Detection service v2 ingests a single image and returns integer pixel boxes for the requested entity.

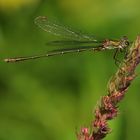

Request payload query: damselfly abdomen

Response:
[4,16,130,63]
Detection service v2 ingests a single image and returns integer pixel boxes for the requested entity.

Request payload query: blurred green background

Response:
[0,0,140,140]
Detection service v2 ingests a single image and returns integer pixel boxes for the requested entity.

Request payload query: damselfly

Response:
[4,16,130,63]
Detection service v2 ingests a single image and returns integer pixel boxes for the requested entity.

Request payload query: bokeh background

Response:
[0,0,140,140]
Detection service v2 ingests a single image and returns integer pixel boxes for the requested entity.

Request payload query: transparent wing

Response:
[46,40,102,47]
[34,16,97,41]
[48,45,99,53]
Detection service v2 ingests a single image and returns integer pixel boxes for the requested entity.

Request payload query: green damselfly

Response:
[4,16,130,63]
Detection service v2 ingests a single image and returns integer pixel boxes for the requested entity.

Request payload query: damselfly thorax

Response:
[102,37,129,49]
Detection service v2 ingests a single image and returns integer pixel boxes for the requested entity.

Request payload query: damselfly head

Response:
[120,36,130,49]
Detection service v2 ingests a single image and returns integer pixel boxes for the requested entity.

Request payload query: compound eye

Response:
[125,41,129,46]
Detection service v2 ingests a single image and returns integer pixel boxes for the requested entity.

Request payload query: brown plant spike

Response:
[77,36,140,140]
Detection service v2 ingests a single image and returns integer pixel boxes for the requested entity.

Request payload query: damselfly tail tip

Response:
[4,58,16,63]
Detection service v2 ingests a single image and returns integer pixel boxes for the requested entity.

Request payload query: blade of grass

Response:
[77,36,140,140]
